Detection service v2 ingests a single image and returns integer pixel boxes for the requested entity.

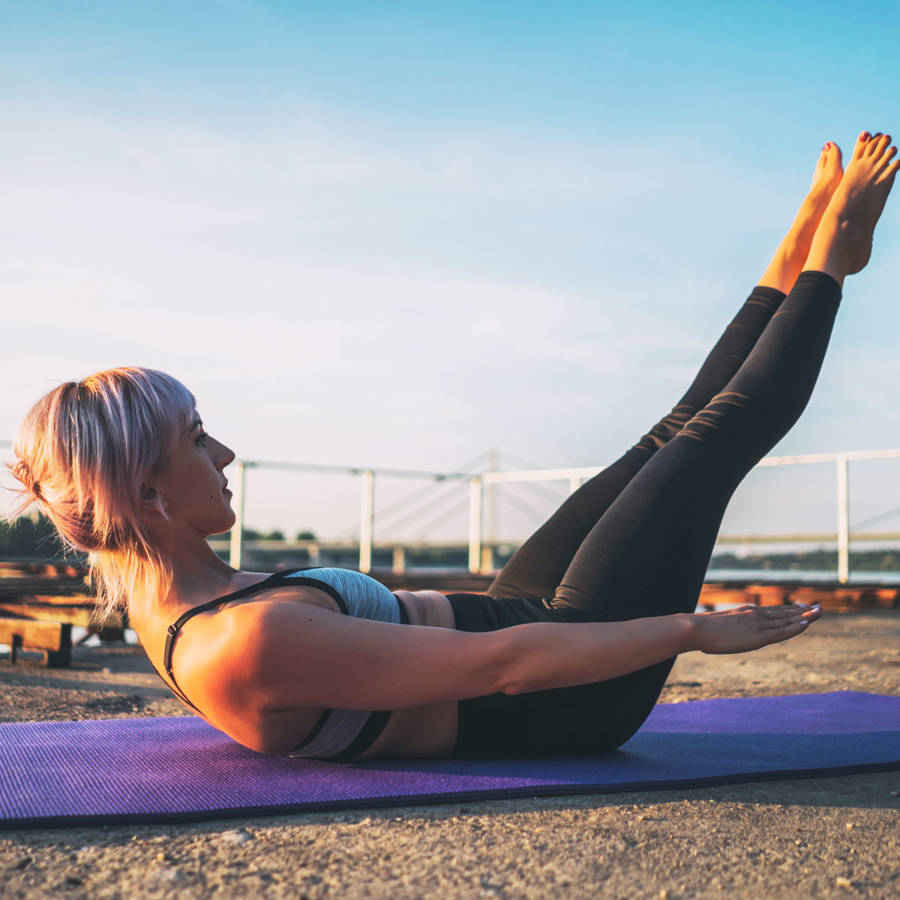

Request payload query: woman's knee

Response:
[679,390,798,451]
[485,578,534,600]
[546,583,598,620]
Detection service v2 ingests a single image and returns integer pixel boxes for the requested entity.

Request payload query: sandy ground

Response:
[1,611,899,899]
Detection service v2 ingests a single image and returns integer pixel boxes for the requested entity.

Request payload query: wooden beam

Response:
[0,615,72,667]
[0,592,127,630]
[0,603,103,629]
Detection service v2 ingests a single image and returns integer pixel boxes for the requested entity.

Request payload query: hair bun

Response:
[12,459,42,500]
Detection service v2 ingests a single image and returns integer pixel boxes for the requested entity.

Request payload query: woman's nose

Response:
[213,438,236,469]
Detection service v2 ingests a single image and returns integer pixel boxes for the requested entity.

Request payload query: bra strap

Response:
[162,569,309,700]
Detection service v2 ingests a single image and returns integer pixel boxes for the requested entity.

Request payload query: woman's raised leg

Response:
[552,131,897,624]
[481,133,897,758]
[488,142,845,600]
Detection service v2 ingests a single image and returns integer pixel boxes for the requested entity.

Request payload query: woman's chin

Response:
[208,512,237,536]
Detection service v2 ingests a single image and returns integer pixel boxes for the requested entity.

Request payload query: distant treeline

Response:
[710,549,900,572]
[241,528,318,541]
[0,515,316,562]
[0,515,70,561]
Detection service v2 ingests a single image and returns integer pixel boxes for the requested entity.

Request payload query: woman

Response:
[9,132,897,761]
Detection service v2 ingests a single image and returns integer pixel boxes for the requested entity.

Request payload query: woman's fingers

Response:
[696,602,821,654]
[758,603,820,619]
[754,604,820,635]
[767,605,821,637]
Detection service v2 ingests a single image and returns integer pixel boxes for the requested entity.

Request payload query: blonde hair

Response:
[8,367,196,623]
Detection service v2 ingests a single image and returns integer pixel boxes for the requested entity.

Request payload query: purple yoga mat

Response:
[1,691,898,828]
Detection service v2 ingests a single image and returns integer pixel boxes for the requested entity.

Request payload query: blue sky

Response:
[2,1,900,542]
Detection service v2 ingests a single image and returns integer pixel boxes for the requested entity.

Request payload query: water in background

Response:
[706,568,900,584]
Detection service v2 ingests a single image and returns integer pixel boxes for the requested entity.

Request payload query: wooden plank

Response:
[0,616,72,667]
[0,562,91,597]
[0,592,96,607]
[0,581,91,598]
[0,601,119,629]
[0,562,85,579]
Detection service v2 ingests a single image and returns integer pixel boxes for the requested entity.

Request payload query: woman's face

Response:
[148,414,237,536]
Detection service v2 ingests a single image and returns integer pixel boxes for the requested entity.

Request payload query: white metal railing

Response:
[222,457,473,572]
[3,437,899,584]
[755,449,900,581]
[219,449,900,584]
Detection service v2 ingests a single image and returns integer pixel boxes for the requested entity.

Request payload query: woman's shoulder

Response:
[168,586,345,713]
[180,576,345,641]
[184,568,347,619]
[135,574,345,694]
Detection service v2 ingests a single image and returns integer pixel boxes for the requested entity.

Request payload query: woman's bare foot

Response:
[803,131,899,285]
[758,142,844,293]
[809,140,845,199]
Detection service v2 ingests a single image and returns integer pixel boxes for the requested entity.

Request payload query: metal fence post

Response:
[469,476,483,574]
[359,469,375,573]
[228,460,246,569]
[836,455,850,583]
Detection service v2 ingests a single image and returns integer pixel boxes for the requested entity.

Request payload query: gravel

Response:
[1,611,899,899]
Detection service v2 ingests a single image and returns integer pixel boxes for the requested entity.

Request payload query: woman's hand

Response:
[690,603,821,654]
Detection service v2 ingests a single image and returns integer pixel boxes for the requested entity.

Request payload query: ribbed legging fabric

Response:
[449,271,842,756]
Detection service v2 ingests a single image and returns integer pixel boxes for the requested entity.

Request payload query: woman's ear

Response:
[139,485,167,516]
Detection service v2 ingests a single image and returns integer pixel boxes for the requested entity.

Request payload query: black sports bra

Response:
[158,567,410,760]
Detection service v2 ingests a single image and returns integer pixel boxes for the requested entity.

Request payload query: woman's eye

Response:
[196,432,208,447]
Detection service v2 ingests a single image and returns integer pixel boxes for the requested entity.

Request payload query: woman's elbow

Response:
[204,707,279,755]
[496,662,541,696]
[488,632,531,696]
[498,677,527,696]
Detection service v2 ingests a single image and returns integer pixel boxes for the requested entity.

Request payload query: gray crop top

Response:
[161,567,410,760]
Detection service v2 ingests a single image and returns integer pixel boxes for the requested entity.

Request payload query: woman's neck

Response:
[166,539,239,606]
[131,529,241,618]
[125,536,249,647]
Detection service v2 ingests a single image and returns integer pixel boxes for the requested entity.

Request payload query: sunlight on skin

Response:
[803,131,900,287]
[757,141,844,294]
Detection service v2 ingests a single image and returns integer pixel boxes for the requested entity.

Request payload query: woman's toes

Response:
[867,133,887,156]
[828,141,843,168]
[880,156,900,184]
[810,141,843,194]
[824,140,840,158]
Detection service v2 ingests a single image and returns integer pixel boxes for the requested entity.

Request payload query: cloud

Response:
[3,105,899,533]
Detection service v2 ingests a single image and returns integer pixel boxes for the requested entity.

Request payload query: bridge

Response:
[216,447,900,584]
[5,440,900,584]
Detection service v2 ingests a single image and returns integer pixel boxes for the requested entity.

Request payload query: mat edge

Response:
[3,759,899,832]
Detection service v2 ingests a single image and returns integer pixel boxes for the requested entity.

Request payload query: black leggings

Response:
[449,270,842,757]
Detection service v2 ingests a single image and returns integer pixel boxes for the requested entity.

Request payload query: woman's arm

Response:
[204,600,698,715]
